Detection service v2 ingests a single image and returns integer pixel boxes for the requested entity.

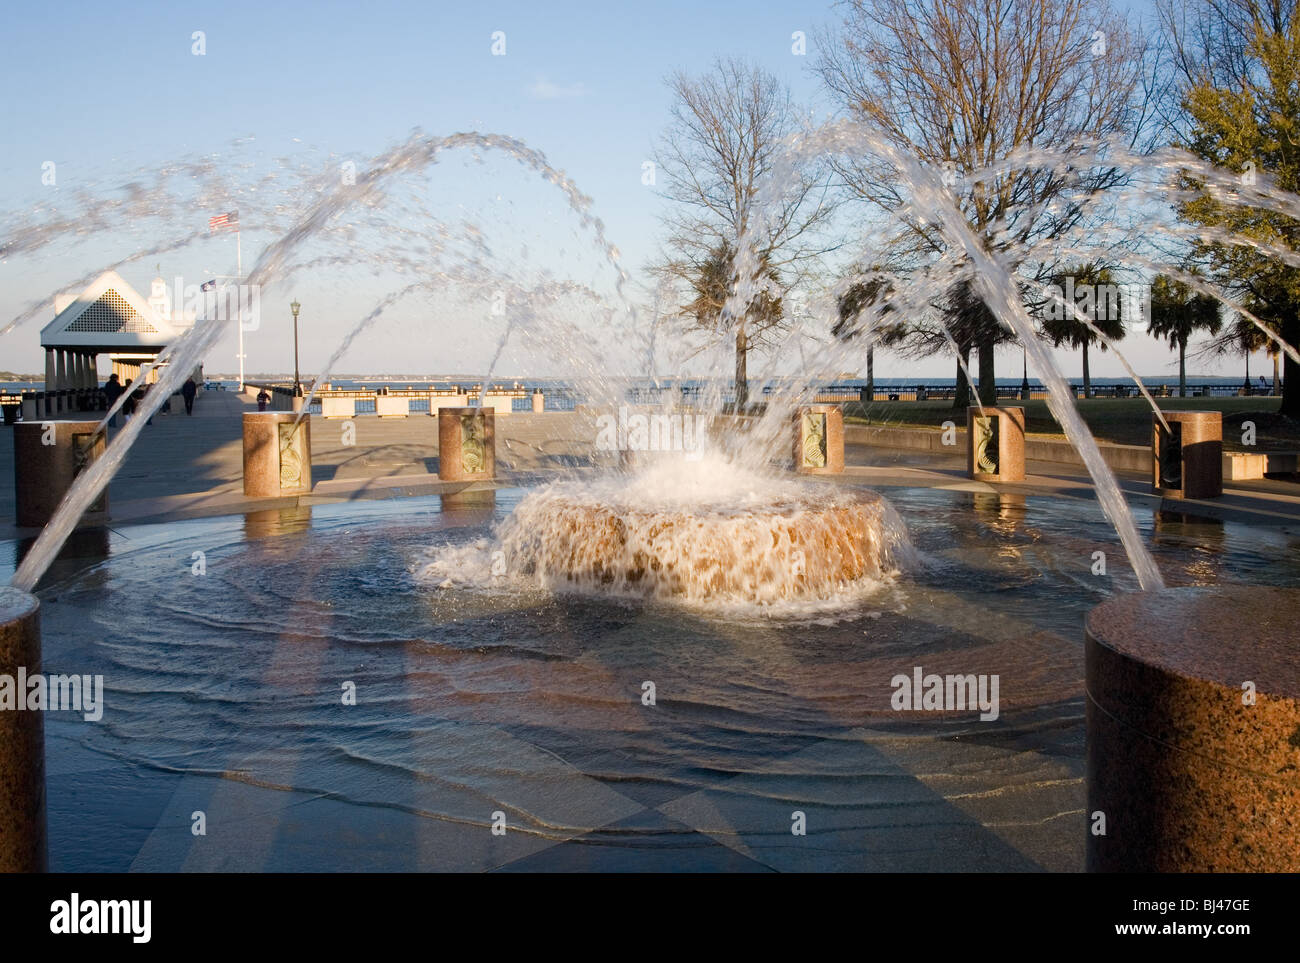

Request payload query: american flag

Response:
[208,210,239,233]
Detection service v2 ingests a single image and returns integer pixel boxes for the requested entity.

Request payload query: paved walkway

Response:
[0,398,603,534]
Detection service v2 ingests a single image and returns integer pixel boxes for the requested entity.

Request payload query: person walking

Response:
[257,389,270,412]
[138,381,154,426]
[181,377,198,415]
[121,379,137,423]
[103,373,124,427]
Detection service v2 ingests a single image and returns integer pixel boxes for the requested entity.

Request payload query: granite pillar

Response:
[1152,410,1222,499]
[967,406,1025,482]
[242,412,312,497]
[794,405,844,475]
[532,390,545,413]
[1086,586,1300,871]
[437,407,495,481]
[13,420,108,527]
[0,588,45,872]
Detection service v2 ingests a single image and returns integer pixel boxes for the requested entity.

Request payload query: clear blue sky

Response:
[0,0,1268,382]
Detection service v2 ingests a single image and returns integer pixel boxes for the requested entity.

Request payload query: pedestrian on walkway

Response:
[182,377,198,415]
[139,381,154,426]
[103,374,124,427]
[122,379,137,422]
[257,389,270,412]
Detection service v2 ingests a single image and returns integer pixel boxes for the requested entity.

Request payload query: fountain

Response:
[1152,410,1223,500]
[967,407,1025,483]
[12,420,107,527]
[425,454,909,607]
[242,412,313,497]
[437,407,495,481]
[3,122,1300,871]
[794,406,845,475]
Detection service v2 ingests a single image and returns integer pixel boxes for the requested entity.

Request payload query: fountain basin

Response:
[495,485,906,604]
[9,485,1299,871]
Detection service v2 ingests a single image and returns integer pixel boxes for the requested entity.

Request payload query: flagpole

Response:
[237,227,244,393]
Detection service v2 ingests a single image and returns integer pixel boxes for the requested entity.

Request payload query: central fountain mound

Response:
[489,457,911,606]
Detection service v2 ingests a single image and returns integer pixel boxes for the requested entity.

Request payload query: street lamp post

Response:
[1021,346,1030,400]
[290,299,302,397]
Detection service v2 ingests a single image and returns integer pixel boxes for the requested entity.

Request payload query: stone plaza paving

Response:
[4,392,1300,871]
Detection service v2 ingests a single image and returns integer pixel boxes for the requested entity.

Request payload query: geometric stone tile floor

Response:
[47,708,1084,872]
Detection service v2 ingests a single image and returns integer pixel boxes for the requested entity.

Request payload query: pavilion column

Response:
[55,351,67,412]
[43,350,55,417]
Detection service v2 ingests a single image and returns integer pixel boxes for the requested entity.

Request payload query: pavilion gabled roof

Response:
[40,271,187,350]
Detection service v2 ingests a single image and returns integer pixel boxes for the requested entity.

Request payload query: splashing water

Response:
[706,120,1299,590]
[10,122,1300,601]
[416,453,913,612]
[7,131,637,592]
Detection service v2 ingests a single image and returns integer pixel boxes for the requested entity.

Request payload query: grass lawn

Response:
[842,397,1296,452]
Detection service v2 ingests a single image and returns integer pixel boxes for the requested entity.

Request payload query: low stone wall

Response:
[845,423,1151,474]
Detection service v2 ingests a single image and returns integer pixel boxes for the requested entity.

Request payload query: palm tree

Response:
[1148,274,1223,398]
[1037,264,1127,399]
[1223,315,1275,395]
[944,278,1017,408]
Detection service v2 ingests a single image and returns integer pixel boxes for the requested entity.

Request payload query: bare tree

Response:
[816,0,1158,405]
[653,58,838,409]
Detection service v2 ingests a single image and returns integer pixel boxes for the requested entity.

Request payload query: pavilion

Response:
[35,271,200,414]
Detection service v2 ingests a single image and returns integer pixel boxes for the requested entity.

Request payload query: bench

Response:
[1223,451,1300,480]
